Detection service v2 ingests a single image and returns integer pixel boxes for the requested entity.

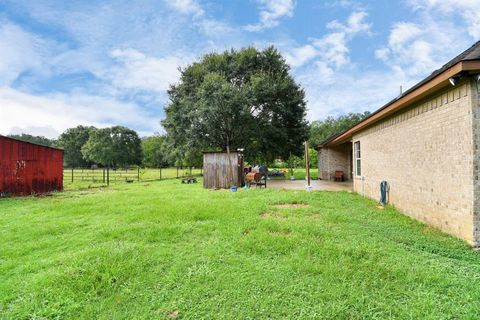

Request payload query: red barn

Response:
[0,135,63,196]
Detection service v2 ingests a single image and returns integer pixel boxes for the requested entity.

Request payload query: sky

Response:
[0,0,479,138]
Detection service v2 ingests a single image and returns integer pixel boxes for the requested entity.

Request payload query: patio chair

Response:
[334,171,345,182]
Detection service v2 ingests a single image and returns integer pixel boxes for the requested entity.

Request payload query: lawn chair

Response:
[334,171,345,182]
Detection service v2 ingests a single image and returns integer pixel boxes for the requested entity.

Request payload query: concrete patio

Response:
[267,179,352,191]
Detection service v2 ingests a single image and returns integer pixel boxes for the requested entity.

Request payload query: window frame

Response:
[354,141,361,177]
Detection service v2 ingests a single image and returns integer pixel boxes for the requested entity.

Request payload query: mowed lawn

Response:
[1,181,480,319]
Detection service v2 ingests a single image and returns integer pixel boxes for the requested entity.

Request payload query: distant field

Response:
[62,167,317,190]
[62,167,202,190]
[1,180,480,318]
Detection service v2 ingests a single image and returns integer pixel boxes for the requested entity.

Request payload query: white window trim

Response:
[354,141,361,177]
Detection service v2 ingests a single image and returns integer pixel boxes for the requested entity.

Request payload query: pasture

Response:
[1,180,480,319]
[62,167,317,190]
[62,167,203,190]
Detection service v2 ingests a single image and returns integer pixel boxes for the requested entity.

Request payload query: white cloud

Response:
[298,64,413,121]
[198,19,233,36]
[164,0,233,36]
[285,44,318,68]
[0,87,161,138]
[166,0,204,17]
[301,1,478,123]
[326,10,371,34]
[387,22,422,49]
[313,32,350,68]
[0,22,48,86]
[374,3,477,78]
[107,48,189,93]
[285,10,371,69]
[407,0,480,38]
[374,22,435,76]
[245,0,296,32]
[374,47,390,61]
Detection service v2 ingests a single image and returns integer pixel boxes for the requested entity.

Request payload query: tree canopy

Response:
[81,126,142,167]
[142,135,169,168]
[309,111,371,147]
[7,133,56,147]
[57,125,96,167]
[162,46,308,164]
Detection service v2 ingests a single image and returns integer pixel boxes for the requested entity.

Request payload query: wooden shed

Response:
[0,135,63,196]
[203,151,243,189]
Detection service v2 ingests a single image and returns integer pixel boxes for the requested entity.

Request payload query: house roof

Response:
[320,41,480,147]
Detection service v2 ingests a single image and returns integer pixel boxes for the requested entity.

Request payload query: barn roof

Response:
[320,40,480,147]
[0,135,63,151]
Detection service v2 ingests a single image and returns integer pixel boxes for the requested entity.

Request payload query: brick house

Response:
[318,41,480,246]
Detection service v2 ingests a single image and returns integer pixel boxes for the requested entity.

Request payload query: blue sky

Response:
[0,0,479,138]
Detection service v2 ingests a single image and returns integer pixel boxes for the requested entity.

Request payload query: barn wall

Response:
[203,152,242,189]
[0,136,63,196]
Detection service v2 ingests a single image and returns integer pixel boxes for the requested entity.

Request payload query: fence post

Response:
[159,167,162,180]
[103,169,105,183]
[137,167,140,182]
[177,167,179,178]
[71,168,74,183]
[190,167,192,176]
[107,167,110,186]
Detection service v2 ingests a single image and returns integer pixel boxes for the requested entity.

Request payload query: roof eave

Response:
[324,60,480,147]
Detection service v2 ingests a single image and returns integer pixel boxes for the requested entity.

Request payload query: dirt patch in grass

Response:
[167,310,179,319]
[260,211,287,219]
[273,203,310,209]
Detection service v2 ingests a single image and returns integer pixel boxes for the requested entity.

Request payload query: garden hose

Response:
[379,181,389,206]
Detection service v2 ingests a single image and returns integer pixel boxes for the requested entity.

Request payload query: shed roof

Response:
[321,41,480,147]
[0,135,63,151]
[202,151,240,154]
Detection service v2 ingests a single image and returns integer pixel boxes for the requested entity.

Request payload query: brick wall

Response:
[318,144,352,180]
[472,80,480,246]
[352,80,477,245]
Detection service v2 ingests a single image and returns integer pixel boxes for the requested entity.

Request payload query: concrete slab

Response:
[266,179,352,191]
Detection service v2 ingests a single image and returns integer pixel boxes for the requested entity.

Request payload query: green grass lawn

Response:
[1,180,480,319]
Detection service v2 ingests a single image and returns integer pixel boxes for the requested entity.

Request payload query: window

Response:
[354,141,361,176]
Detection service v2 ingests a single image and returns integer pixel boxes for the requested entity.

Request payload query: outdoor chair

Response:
[334,171,345,182]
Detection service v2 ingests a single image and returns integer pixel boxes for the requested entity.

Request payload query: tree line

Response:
[8,127,170,168]
[8,107,368,169]
[7,46,370,169]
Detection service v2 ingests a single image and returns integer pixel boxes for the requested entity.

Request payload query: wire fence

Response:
[63,167,203,186]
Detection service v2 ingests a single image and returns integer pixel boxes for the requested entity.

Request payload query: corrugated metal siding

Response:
[203,152,243,189]
[0,136,63,196]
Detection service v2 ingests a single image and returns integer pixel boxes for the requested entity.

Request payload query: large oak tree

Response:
[57,125,96,167]
[162,46,308,164]
[81,126,142,167]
